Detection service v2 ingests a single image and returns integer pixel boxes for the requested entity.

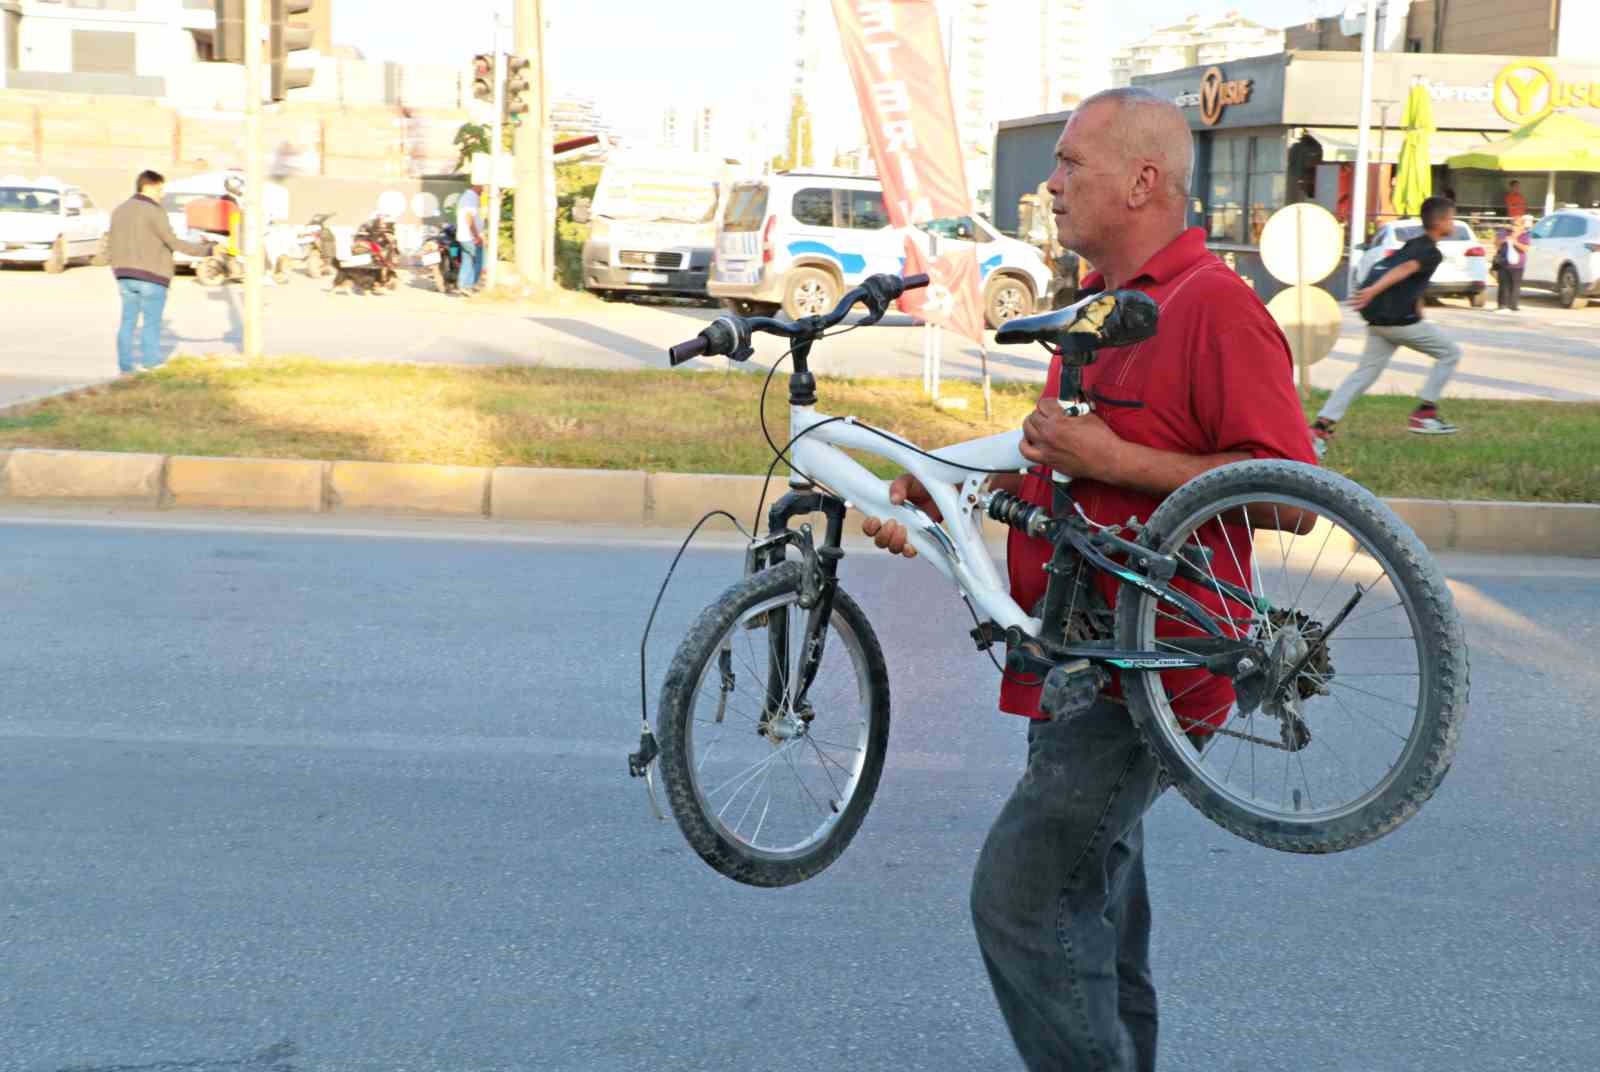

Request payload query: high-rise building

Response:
[1111,11,1284,88]
[552,95,610,139]
[785,0,1112,179]
[1285,0,1599,59]
[693,106,716,154]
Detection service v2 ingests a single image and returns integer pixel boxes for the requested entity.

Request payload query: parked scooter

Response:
[330,216,400,295]
[419,222,461,293]
[274,212,337,279]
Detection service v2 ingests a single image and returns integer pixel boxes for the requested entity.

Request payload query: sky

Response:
[334,0,1346,135]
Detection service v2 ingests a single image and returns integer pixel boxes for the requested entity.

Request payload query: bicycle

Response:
[635,272,1468,888]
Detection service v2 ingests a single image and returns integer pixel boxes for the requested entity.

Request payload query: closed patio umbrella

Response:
[1392,83,1433,218]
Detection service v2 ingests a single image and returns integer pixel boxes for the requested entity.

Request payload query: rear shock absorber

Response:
[981,490,1052,541]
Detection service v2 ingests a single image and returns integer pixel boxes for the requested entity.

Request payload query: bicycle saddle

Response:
[995,289,1159,360]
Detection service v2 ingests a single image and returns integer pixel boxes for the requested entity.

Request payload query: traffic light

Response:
[472,54,495,103]
[210,0,245,63]
[504,55,531,120]
[269,0,317,101]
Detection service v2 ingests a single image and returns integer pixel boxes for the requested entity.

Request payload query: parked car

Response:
[0,176,109,272]
[708,171,1053,327]
[1523,208,1600,309]
[1354,218,1488,307]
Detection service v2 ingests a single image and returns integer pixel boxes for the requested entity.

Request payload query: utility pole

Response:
[243,0,265,360]
[487,17,506,289]
[1347,0,1378,294]
[514,0,548,289]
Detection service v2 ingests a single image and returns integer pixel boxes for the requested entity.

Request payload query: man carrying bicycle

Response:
[863,88,1318,1072]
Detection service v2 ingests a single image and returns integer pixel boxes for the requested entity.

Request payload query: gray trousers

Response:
[971,702,1165,1072]
[1318,319,1463,423]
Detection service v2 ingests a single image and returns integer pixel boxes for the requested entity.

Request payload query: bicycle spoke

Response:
[1318,681,1414,744]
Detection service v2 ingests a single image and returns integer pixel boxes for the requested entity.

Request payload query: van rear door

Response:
[713,182,768,287]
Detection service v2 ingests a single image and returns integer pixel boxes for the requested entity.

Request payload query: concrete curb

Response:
[0,449,1594,557]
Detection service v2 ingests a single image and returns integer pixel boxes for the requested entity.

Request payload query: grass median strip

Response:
[0,357,1595,503]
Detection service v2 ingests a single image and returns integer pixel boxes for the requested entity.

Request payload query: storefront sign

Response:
[1493,59,1600,125]
[1199,67,1253,127]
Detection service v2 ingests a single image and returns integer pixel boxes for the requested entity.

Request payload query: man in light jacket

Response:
[107,170,213,373]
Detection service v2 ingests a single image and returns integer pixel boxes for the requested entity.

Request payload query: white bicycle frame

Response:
[788,407,1043,638]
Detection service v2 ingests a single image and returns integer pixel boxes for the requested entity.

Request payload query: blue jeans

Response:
[457,240,483,291]
[116,278,170,372]
[971,702,1166,1072]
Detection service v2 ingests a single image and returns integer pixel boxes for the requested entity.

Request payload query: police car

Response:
[709,172,1052,327]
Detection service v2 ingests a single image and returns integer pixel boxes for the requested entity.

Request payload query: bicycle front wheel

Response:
[657,562,890,887]
[1116,460,1468,854]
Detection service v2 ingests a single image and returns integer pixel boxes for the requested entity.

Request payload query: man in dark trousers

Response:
[1311,195,1463,457]
[861,88,1316,1072]
[106,170,213,374]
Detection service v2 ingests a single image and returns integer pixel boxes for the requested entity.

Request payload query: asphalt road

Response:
[4,264,1599,408]
[1,509,1597,1072]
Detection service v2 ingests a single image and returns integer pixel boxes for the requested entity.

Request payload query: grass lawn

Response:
[0,358,1595,503]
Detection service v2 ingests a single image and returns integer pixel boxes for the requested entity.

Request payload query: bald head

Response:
[1045,87,1195,287]
[1077,87,1194,202]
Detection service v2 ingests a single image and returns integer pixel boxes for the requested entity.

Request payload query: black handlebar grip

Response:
[667,336,710,366]
[902,273,930,290]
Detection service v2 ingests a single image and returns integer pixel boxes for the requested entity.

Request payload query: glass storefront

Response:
[1203,130,1287,244]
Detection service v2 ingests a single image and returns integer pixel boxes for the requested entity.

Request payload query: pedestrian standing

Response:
[864,88,1317,1072]
[1494,214,1532,313]
[455,184,485,294]
[106,170,213,375]
[1310,195,1463,456]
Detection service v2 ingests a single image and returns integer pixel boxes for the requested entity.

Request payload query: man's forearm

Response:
[1104,441,1251,498]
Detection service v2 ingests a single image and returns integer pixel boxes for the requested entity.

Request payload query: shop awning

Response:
[1302,128,1497,166]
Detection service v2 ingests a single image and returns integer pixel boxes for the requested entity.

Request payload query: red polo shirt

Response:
[999,227,1318,724]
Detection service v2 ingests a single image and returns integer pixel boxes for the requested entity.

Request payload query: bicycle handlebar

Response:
[667,272,929,366]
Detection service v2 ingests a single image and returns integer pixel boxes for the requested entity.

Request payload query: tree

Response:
[770,94,813,173]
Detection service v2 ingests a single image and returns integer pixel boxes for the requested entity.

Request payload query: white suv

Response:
[709,172,1052,328]
[1524,209,1600,309]
[0,176,110,273]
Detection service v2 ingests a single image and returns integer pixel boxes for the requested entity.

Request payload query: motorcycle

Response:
[330,216,400,295]
[419,222,461,293]
[273,212,337,279]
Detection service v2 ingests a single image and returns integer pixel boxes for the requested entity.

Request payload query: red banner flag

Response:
[833,0,984,345]
[898,236,986,344]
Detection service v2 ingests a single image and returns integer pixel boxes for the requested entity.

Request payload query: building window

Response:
[1207,134,1249,243]
[72,29,137,74]
[1207,132,1288,244]
[1246,134,1286,243]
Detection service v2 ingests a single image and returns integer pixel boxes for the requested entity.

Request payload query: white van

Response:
[708,171,1052,327]
[581,152,734,300]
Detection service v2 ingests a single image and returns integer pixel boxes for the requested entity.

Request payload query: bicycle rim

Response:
[683,591,874,860]
[1131,491,1430,827]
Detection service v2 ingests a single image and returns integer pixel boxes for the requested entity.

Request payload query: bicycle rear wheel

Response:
[657,561,890,887]
[1116,460,1468,853]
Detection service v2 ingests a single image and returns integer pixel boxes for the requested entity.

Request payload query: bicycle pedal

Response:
[1039,659,1106,723]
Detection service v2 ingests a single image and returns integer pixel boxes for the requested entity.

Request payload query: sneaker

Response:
[1309,420,1335,461]
[1408,408,1458,435]
[1496,306,1516,314]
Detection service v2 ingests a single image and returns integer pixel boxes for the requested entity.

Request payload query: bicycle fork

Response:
[756,490,848,727]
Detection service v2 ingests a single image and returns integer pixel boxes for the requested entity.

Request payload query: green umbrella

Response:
[1392,83,1434,218]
